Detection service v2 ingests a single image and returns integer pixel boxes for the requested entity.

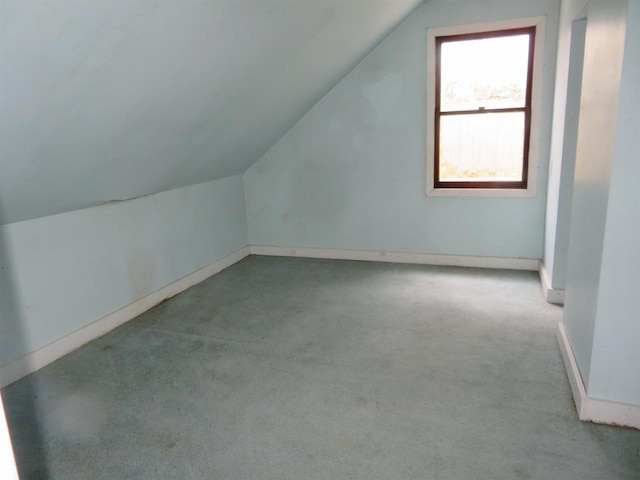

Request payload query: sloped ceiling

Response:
[0,0,424,224]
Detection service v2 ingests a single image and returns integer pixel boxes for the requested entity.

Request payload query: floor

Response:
[4,256,639,479]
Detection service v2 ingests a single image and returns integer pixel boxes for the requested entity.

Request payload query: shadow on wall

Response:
[0,212,50,478]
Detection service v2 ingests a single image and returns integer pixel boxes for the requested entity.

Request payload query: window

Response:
[426,17,545,197]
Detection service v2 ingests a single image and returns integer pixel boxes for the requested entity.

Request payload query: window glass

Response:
[434,27,534,189]
[440,34,531,112]
[439,112,525,182]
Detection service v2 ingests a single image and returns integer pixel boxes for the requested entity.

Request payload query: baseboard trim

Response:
[0,246,250,388]
[249,245,539,271]
[557,321,640,429]
[539,262,565,304]
[557,321,588,417]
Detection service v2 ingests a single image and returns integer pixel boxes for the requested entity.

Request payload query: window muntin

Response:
[434,27,535,189]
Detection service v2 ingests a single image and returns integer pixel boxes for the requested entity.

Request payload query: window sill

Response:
[427,186,535,198]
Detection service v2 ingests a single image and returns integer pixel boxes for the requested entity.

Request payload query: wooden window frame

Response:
[434,27,536,190]
[426,16,546,198]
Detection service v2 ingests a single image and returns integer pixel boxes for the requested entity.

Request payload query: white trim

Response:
[0,247,250,388]
[538,262,565,304]
[426,15,546,198]
[557,321,587,416]
[249,245,538,271]
[557,321,640,429]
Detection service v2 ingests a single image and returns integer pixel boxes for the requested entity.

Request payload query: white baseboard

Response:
[539,262,565,304]
[0,246,250,388]
[557,321,640,429]
[249,245,539,271]
[557,321,588,416]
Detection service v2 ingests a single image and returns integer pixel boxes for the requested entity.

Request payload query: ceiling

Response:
[0,0,424,224]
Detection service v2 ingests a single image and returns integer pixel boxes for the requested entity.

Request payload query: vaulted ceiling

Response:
[0,0,424,224]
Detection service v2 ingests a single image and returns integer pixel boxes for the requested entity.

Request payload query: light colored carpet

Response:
[4,256,639,479]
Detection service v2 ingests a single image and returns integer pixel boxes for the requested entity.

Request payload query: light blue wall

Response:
[246,0,560,259]
[549,18,584,290]
[543,0,586,291]
[562,0,629,390]
[587,0,640,404]
[0,175,248,368]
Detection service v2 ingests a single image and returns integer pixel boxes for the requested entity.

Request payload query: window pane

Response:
[440,34,530,111]
[439,112,524,182]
